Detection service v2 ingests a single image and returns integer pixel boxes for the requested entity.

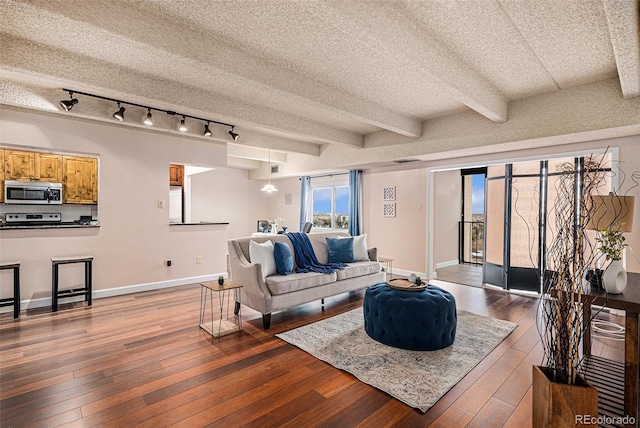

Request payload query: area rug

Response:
[276,307,517,412]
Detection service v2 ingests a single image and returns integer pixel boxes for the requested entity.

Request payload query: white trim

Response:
[436,260,459,269]
[391,267,427,279]
[3,273,227,313]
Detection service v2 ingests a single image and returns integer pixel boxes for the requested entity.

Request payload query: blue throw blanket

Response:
[286,232,347,274]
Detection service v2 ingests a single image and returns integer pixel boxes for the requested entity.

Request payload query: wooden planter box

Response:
[532,365,598,428]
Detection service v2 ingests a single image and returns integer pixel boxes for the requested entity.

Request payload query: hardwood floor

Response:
[0,280,624,427]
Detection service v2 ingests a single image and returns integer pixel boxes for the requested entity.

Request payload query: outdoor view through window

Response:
[312,186,349,229]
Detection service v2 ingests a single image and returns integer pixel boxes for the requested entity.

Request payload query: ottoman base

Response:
[363,282,457,351]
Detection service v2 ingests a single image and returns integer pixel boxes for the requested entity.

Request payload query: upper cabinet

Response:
[169,164,184,186]
[63,156,98,204]
[35,152,64,182]
[4,150,63,182]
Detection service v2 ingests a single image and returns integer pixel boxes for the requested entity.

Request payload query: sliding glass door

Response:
[483,157,581,293]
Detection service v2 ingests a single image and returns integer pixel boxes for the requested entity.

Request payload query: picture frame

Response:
[383,203,396,218]
[383,186,396,201]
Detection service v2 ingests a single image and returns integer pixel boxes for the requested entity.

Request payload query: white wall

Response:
[190,168,270,238]
[0,108,233,308]
[363,169,427,276]
[433,169,462,267]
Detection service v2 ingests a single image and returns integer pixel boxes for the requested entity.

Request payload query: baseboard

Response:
[3,272,227,313]
[390,267,427,279]
[435,260,459,269]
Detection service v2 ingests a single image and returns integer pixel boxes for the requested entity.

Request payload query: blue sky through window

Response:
[472,174,485,214]
[313,186,349,214]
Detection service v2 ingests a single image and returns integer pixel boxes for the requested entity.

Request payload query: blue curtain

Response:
[349,170,362,236]
[299,176,311,231]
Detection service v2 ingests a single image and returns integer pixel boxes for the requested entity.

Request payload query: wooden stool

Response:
[51,256,93,312]
[0,261,21,318]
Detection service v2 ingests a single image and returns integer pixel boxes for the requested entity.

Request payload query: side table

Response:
[199,280,243,337]
[379,257,394,277]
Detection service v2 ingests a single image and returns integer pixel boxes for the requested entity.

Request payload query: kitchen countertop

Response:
[0,222,100,230]
[169,222,229,226]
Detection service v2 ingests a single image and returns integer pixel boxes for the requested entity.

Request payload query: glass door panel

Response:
[510,175,541,292]
[483,171,506,287]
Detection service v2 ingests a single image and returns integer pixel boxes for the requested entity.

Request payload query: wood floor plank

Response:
[465,396,515,428]
[429,403,475,427]
[0,271,625,427]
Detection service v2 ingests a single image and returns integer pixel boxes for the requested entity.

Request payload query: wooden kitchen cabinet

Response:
[4,149,62,182]
[169,164,184,186]
[63,156,98,204]
[35,152,63,182]
[4,149,35,181]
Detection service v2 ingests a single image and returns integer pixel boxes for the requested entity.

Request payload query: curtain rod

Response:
[299,172,350,180]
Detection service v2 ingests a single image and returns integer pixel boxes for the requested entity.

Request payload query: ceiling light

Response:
[59,91,78,111]
[59,89,237,138]
[113,103,125,121]
[261,149,278,192]
[228,126,239,141]
[143,108,153,126]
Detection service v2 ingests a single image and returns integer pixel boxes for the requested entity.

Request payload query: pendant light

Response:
[261,149,278,192]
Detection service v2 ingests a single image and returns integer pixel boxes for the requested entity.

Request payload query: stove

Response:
[5,212,62,225]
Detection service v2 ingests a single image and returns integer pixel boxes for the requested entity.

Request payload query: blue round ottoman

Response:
[363,283,457,351]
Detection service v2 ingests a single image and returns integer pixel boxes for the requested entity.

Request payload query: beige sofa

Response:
[228,231,385,329]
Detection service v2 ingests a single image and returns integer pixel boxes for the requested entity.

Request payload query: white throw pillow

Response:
[353,234,369,261]
[249,240,276,278]
[339,234,369,261]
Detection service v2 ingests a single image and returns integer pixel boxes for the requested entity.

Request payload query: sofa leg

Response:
[321,298,324,306]
[234,301,241,315]
[262,313,271,330]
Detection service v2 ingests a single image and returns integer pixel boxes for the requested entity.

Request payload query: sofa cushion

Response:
[266,271,338,295]
[326,237,355,263]
[274,242,293,275]
[335,261,381,281]
[249,240,276,278]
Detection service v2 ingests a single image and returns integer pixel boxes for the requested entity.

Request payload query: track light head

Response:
[179,116,187,132]
[228,126,239,141]
[59,91,78,111]
[143,108,153,126]
[203,122,212,137]
[113,103,125,121]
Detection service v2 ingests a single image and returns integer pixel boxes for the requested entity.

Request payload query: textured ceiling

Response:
[0,0,638,176]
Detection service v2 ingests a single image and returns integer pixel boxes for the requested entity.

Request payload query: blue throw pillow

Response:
[326,237,355,263]
[274,242,293,275]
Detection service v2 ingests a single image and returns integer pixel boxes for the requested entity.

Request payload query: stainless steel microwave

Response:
[4,180,62,204]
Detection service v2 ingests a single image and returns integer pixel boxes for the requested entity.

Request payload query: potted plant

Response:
[533,158,606,426]
[596,223,628,294]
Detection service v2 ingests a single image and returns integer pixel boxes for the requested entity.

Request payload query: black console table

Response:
[583,272,640,428]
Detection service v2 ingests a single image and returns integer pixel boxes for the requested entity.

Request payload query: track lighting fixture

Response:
[60,89,237,140]
[228,126,239,141]
[143,108,153,126]
[261,149,278,192]
[59,91,78,111]
[113,102,125,121]
[179,116,188,132]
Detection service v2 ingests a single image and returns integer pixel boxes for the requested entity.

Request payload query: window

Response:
[311,185,349,230]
